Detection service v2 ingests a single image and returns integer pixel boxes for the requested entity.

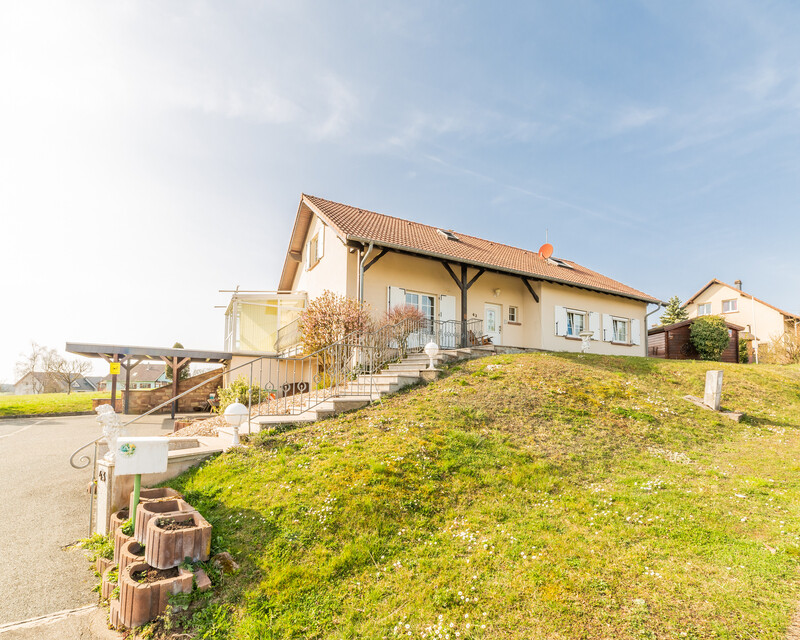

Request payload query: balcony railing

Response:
[275,318,302,355]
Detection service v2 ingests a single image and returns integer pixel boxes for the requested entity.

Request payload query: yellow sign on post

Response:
[109,362,121,375]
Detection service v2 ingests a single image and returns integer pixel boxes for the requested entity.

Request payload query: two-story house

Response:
[223,194,662,365]
[684,278,800,362]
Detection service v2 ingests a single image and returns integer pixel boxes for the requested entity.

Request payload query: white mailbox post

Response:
[115,437,169,530]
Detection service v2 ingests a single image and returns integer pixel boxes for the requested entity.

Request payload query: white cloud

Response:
[612,106,669,132]
[310,75,359,140]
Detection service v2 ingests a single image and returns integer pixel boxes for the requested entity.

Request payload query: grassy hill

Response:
[162,353,800,639]
[0,391,109,415]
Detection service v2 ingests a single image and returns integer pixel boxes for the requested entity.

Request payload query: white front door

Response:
[484,303,502,345]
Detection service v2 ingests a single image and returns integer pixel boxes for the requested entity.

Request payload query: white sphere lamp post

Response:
[424,341,440,370]
[223,402,249,445]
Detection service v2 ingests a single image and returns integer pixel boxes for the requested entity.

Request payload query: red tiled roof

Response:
[302,195,661,304]
[684,278,800,321]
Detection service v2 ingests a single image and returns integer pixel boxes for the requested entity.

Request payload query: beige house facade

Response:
[233,194,663,358]
[684,279,800,361]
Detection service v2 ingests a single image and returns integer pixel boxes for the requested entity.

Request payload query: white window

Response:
[405,291,435,324]
[305,225,325,270]
[612,317,629,343]
[508,306,518,322]
[722,299,737,313]
[697,303,712,316]
[566,310,585,337]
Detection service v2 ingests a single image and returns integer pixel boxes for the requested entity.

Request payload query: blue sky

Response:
[2,1,799,381]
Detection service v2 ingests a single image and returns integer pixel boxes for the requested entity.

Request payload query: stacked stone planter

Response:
[109,507,129,533]
[145,511,212,570]
[129,487,182,515]
[118,562,194,629]
[133,499,196,544]
[101,566,118,600]
[113,525,134,565]
[104,487,213,630]
[118,539,146,575]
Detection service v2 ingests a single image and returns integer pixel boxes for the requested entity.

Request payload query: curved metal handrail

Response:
[68,316,433,469]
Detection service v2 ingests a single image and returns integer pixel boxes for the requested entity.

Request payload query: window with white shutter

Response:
[554,306,568,336]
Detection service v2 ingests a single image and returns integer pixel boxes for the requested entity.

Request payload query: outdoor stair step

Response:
[386,363,431,372]
[358,372,420,384]
[401,354,455,364]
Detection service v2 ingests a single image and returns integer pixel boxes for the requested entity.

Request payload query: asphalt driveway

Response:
[0,413,174,627]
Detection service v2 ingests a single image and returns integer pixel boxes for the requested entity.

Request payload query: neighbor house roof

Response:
[684,279,800,321]
[101,363,167,384]
[648,318,744,335]
[279,195,662,304]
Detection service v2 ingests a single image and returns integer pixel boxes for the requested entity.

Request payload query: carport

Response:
[65,342,232,417]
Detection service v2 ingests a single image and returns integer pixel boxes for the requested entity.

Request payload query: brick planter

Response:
[145,512,212,570]
[101,566,118,600]
[109,598,121,629]
[134,499,196,544]
[118,539,146,576]
[113,527,134,565]
[128,487,183,516]
[95,556,114,575]
[117,561,193,629]
[109,507,129,534]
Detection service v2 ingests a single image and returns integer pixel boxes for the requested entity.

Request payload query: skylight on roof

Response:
[547,257,574,269]
[437,228,459,241]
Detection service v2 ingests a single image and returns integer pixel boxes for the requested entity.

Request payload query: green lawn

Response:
[0,391,110,416]
[153,355,800,639]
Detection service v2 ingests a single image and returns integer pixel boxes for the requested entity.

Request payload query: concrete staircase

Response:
[219,345,496,438]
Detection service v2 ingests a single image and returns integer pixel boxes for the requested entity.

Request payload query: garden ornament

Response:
[96,404,126,461]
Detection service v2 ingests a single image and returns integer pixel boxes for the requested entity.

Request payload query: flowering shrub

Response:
[385,303,426,358]
[299,290,374,354]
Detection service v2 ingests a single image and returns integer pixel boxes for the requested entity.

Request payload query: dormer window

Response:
[437,229,459,241]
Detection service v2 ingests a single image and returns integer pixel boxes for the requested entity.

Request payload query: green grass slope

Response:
[165,354,800,640]
[0,391,109,415]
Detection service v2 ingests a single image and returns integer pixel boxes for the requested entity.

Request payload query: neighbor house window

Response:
[612,317,629,343]
[405,291,435,324]
[697,303,712,316]
[722,299,738,313]
[508,306,518,322]
[566,310,585,337]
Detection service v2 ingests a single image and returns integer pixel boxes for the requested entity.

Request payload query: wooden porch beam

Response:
[522,278,540,303]
[363,249,388,272]
[466,268,485,290]
[441,262,461,288]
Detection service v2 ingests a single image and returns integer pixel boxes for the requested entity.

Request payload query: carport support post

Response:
[130,473,141,531]
[171,357,177,419]
[110,354,119,412]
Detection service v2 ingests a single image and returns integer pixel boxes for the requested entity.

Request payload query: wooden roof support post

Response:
[110,354,119,414]
[160,356,190,419]
[121,358,142,415]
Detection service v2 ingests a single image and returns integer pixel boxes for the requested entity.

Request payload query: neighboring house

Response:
[14,372,99,394]
[15,372,61,394]
[98,363,169,391]
[684,279,800,361]
[648,319,743,363]
[225,194,662,362]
